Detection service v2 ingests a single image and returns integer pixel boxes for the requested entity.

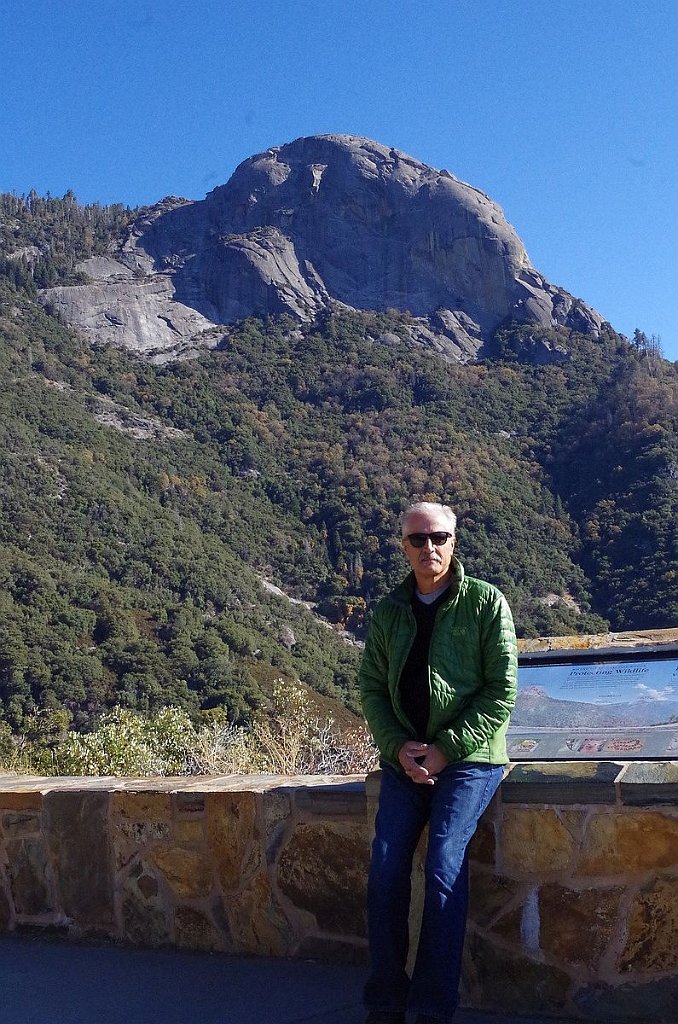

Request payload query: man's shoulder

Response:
[459,574,507,605]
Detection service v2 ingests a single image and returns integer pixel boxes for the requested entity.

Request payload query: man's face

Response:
[401,510,456,591]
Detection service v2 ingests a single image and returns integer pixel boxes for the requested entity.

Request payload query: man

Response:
[360,501,517,1024]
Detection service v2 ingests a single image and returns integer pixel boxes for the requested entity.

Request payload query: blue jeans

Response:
[364,761,503,1023]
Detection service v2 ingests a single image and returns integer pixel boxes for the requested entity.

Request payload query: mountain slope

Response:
[0,172,675,735]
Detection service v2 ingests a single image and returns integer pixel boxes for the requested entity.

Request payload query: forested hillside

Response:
[0,192,676,736]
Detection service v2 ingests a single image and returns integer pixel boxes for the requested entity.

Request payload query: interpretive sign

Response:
[508,649,678,760]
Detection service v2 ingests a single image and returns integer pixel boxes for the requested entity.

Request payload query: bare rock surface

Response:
[40,134,606,360]
[43,275,219,363]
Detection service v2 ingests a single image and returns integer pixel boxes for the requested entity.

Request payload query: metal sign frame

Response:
[509,644,678,761]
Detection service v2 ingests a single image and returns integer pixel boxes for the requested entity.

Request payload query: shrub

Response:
[4,683,378,777]
[54,706,197,776]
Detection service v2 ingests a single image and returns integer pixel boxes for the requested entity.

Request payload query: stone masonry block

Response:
[206,791,260,892]
[6,837,54,916]
[469,817,496,866]
[620,876,678,973]
[294,781,366,819]
[0,875,11,928]
[620,762,678,806]
[468,872,522,929]
[43,791,114,929]
[502,761,623,804]
[262,789,292,842]
[538,882,624,969]
[150,846,214,899]
[465,932,571,1014]
[112,791,172,823]
[111,788,173,870]
[579,811,678,875]
[0,792,43,812]
[277,821,369,937]
[120,859,170,946]
[225,870,290,957]
[174,905,226,952]
[174,792,206,815]
[501,807,576,875]
[174,819,204,844]
[1,812,41,838]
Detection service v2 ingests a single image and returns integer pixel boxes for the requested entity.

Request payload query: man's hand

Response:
[420,744,449,778]
[398,741,448,785]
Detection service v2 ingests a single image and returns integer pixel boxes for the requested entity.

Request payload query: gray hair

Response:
[400,502,457,538]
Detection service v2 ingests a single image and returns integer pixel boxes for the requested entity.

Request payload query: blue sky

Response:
[2,0,677,359]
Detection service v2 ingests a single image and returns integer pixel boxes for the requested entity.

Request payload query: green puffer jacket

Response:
[360,560,517,768]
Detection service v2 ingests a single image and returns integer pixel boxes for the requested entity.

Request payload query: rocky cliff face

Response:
[40,135,606,361]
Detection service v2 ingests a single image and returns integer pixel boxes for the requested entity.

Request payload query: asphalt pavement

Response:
[0,933,590,1024]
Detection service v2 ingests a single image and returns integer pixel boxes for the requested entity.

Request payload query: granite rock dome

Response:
[41,134,605,361]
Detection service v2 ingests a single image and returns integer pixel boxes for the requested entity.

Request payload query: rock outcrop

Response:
[40,135,607,361]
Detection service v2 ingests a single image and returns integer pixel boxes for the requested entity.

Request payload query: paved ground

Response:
[0,934,587,1024]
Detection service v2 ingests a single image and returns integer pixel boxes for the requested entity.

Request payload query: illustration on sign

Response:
[508,656,678,760]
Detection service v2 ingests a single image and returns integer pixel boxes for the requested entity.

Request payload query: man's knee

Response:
[423,833,470,893]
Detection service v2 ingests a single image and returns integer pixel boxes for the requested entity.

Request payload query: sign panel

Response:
[508,653,678,760]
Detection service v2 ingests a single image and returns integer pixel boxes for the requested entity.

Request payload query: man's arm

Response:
[359,611,411,764]
[433,590,517,762]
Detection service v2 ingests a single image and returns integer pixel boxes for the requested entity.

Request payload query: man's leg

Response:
[364,765,430,1018]
[408,762,503,1023]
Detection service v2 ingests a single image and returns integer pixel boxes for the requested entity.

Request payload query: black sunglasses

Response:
[406,532,454,548]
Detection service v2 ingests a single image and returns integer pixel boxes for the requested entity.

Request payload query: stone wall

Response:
[0,765,676,1022]
[0,774,370,963]
[459,762,678,1022]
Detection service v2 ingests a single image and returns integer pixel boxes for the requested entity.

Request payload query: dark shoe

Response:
[365,1013,406,1024]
